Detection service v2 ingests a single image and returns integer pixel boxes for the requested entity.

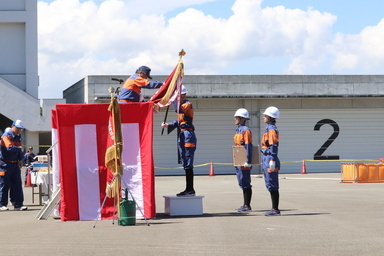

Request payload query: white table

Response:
[31,171,52,205]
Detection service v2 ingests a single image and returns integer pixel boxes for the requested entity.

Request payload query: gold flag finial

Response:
[108,86,115,101]
[179,49,186,58]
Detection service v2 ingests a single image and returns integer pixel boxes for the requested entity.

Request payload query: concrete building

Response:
[64,75,384,175]
[0,0,64,154]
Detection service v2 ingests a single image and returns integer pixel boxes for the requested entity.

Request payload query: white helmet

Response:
[181,85,188,94]
[263,106,280,119]
[234,108,250,119]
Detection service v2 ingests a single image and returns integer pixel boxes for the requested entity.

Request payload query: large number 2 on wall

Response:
[313,119,340,160]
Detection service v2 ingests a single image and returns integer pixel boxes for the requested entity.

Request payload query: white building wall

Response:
[154,98,384,175]
[0,0,38,98]
[63,75,384,174]
[25,0,38,98]
[275,108,384,174]
[0,0,63,153]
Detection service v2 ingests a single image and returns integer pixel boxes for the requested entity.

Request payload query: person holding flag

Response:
[119,66,164,103]
[161,85,197,197]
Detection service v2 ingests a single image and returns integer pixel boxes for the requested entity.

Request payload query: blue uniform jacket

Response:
[261,122,280,172]
[119,74,163,102]
[0,130,23,164]
[234,124,253,166]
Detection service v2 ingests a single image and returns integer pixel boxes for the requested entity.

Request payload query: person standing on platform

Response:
[118,66,163,103]
[233,108,253,212]
[261,106,281,216]
[161,85,197,196]
[0,120,28,211]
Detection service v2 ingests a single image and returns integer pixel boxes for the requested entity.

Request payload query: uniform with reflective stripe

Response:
[118,74,163,102]
[234,124,252,189]
[261,122,280,191]
[0,130,25,208]
[167,100,196,169]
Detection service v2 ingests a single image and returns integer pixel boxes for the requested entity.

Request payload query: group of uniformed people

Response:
[0,65,281,215]
[120,65,281,216]
[118,66,197,197]
[233,106,281,216]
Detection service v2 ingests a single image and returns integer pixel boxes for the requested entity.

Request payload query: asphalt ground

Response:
[1,173,383,256]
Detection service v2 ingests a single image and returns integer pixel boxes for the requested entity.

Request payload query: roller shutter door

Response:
[267,109,384,174]
[153,110,236,175]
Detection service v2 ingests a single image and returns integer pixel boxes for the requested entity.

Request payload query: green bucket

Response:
[118,189,136,226]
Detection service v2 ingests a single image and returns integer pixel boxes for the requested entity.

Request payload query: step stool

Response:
[163,195,204,216]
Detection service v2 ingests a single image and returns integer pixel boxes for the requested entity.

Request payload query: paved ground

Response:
[1,173,383,256]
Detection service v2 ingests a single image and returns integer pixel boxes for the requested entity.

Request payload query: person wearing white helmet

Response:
[0,120,28,211]
[233,108,253,212]
[261,106,281,216]
[118,65,164,103]
[161,85,197,196]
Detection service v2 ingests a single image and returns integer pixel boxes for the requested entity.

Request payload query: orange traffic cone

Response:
[301,160,307,174]
[209,161,215,176]
[25,169,32,187]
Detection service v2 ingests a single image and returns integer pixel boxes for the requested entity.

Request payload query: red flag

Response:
[149,57,184,108]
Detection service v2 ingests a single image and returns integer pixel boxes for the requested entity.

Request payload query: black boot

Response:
[238,188,252,212]
[243,188,252,208]
[264,190,281,216]
[270,190,279,210]
[176,169,195,197]
[248,188,252,208]
[185,169,194,192]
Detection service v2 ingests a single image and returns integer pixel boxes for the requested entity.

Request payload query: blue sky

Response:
[38,0,384,98]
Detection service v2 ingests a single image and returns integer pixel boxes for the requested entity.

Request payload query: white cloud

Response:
[331,19,384,72]
[38,0,384,98]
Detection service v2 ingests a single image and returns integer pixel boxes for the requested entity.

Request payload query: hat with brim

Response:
[137,66,152,79]
[12,120,25,129]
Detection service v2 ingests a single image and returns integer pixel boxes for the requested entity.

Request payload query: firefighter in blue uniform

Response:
[233,108,253,212]
[0,120,28,211]
[261,106,281,216]
[118,66,163,103]
[161,85,197,196]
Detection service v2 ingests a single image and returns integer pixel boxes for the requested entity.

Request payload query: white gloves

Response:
[269,159,275,171]
[244,162,252,168]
